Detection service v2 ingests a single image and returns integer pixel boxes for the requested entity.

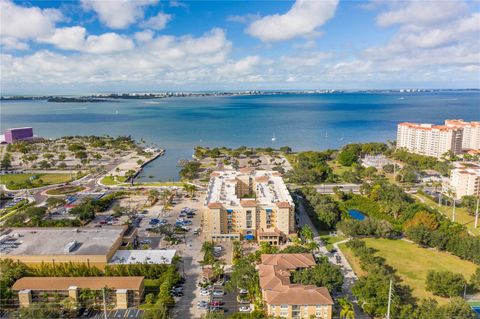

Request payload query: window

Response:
[280,304,288,317]
[316,305,322,317]
[292,305,300,318]
[303,305,308,317]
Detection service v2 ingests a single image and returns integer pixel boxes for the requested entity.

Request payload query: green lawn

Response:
[415,193,479,236]
[341,238,477,303]
[101,175,120,185]
[0,173,74,189]
[320,234,346,251]
[327,160,350,176]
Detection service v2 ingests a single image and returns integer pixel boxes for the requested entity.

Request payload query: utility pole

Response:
[102,287,107,319]
[386,279,393,319]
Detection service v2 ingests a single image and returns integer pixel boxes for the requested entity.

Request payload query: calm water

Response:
[1,92,479,180]
[349,209,366,221]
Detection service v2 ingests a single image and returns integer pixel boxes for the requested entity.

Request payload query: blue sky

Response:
[1,0,479,94]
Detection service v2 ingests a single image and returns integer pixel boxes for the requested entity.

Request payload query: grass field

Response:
[340,238,476,302]
[320,234,347,251]
[415,193,479,236]
[0,173,73,189]
[327,160,350,176]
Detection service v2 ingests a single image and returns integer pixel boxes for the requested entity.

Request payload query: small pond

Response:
[348,209,366,221]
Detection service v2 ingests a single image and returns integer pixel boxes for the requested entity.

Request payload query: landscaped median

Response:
[45,185,86,195]
[100,175,187,188]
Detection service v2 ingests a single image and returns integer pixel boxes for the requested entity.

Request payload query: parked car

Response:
[238,288,248,294]
[209,300,223,306]
[239,306,251,312]
[200,289,210,296]
[212,290,224,297]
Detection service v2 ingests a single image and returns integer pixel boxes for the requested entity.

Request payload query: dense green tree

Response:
[1,153,12,170]
[291,257,344,292]
[426,270,466,298]
[462,195,479,215]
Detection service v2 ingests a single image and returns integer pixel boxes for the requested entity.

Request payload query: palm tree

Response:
[338,297,355,319]
[160,189,172,210]
[300,225,314,244]
[184,183,197,198]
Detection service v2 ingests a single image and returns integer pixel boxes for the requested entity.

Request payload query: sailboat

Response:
[271,133,276,142]
[115,110,119,115]
[339,133,344,141]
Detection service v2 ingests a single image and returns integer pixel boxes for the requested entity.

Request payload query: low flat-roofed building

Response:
[259,253,333,319]
[109,250,177,265]
[0,226,127,269]
[12,276,144,309]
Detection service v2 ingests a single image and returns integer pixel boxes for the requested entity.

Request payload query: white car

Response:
[197,301,208,309]
[212,290,224,297]
[238,288,248,294]
[239,306,251,312]
[200,289,210,296]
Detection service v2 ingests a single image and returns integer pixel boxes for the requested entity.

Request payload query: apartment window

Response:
[292,305,300,318]
[315,305,322,317]
[303,305,308,318]
[271,305,276,314]
[246,210,252,228]
[280,304,288,317]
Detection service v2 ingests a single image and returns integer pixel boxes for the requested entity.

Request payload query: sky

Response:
[1,0,479,94]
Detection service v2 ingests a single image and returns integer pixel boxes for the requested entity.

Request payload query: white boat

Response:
[271,133,276,142]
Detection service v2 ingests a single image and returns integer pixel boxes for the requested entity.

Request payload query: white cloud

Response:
[81,0,158,29]
[0,37,29,50]
[135,30,155,42]
[1,28,232,88]
[226,13,261,24]
[246,0,338,42]
[40,27,134,53]
[83,33,135,54]
[141,12,172,30]
[0,0,62,39]
[376,0,467,27]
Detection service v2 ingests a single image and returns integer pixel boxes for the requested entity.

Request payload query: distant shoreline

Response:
[2,88,479,102]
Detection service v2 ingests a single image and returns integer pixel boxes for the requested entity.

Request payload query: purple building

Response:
[4,127,34,144]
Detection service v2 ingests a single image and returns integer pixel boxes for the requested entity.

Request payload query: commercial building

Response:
[12,276,144,309]
[204,169,295,244]
[4,127,34,144]
[0,226,127,269]
[397,122,463,158]
[449,162,480,199]
[259,253,333,319]
[109,250,177,265]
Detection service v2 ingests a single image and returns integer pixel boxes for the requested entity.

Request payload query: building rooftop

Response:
[12,276,144,291]
[205,170,293,208]
[109,250,177,265]
[0,226,126,256]
[258,253,333,306]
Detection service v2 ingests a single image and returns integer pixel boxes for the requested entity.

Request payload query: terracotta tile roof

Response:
[208,202,222,209]
[257,228,282,237]
[258,254,333,306]
[240,199,257,207]
[255,176,269,183]
[12,277,144,291]
[210,172,221,177]
[276,201,290,208]
[239,167,254,173]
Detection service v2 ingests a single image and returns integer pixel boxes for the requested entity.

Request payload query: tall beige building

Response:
[449,162,480,199]
[445,119,480,150]
[396,122,463,158]
[203,169,295,244]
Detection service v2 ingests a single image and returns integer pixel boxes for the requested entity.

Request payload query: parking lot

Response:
[90,309,143,319]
